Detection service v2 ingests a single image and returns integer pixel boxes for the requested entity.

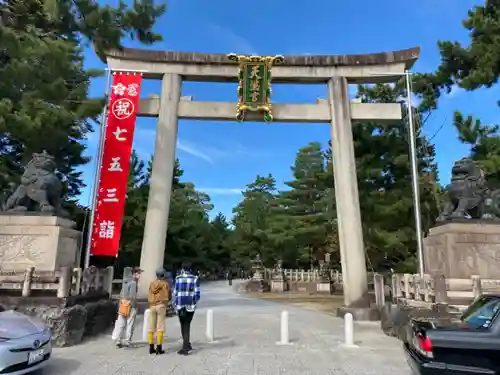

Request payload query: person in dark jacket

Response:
[227,270,233,286]
[172,262,201,355]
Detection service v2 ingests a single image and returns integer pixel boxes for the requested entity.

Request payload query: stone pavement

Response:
[44,281,411,375]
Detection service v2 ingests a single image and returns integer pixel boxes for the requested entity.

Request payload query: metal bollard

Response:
[343,312,357,347]
[142,309,151,342]
[276,310,291,345]
[280,310,289,344]
[206,309,214,342]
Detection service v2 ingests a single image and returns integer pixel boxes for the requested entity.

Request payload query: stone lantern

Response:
[271,258,286,292]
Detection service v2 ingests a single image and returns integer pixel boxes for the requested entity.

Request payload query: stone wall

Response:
[0,292,117,347]
[242,279,336,295]
[286,280,337,294]
[288,281,319,293]
[379,300,458,342]
[268,279,334,294]
[243,279,270,293]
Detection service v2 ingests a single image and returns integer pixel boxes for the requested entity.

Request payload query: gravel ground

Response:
[43,281,411,375]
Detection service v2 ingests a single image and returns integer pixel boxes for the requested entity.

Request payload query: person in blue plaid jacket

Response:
[172,261,201,355]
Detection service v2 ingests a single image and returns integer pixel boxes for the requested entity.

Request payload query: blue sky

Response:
[79,0,498,220]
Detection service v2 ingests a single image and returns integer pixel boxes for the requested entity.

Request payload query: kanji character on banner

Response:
[127,84,139,97]
[108,157,123,172]
[112,83,127,96]
[112,127,127,141]
[102,188,118,202]
[112,98,134,120]
[99,220,115,239]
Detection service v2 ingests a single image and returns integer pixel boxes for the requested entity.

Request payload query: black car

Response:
[404,295,500,375]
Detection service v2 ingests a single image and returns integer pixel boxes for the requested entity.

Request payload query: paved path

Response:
[45,281,410,375]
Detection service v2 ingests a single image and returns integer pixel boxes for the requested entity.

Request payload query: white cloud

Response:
[100,124,266,164]
[207,22,257,55]
[447,84,463,98]
[198,188,243,195]
[229,143,260,157]
[176,138,268,164]
[176,139,214,164]
[128,128,216,163]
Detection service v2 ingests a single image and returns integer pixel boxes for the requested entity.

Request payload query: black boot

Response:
[156,345,165,355]
[149,344,155,354]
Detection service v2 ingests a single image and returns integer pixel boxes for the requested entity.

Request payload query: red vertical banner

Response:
[90,72,143,257]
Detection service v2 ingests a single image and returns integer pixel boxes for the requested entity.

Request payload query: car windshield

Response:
[461,296,500,329]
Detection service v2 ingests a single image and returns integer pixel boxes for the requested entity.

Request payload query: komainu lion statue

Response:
[1,150,69,217]
[437,157,500,222]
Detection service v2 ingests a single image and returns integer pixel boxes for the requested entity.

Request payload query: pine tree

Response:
[322,144,340,265]
[165,163,215,271]
[434,0,500,92]
[116,151,150,271]
[0,0,166,200]
[353,82,440,271]
[2,0,166,59]
[231,174,278,269]
[418,0,500,204]
[266,142,333,268]
[452,112,500,188]
[0,11,100,198]
[411,1,500,111]
[206,213,232,270]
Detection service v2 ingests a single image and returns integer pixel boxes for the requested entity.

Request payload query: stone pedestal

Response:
[424,222,500,279]
[337,305,381,321]
[316,281,332,294]
[271,278,286,292]
[245,279,269,293]
[0,216,81,271]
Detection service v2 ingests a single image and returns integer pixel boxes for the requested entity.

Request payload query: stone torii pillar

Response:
[328,75,368,310]
[137,73,181,297]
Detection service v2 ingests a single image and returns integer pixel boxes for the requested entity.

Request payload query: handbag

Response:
[118,299,131,317]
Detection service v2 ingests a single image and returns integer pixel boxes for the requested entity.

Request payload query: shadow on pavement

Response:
[41,357,81,374]
[191,337,236,353]
[128,337,182,349]
[210,336,231,341]
[199,297,276,309]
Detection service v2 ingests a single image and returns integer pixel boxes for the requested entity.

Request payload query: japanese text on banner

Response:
[90,73,143,257]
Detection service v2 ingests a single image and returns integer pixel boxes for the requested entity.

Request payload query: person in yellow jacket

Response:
[147,268,170,354]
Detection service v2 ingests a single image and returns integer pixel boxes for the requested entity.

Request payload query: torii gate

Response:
[104,46,420,318]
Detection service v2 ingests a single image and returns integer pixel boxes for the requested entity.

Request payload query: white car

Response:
[0,310,52,375]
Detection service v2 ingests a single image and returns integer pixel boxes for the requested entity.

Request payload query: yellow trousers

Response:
[147,304,167,345]
[147,331,164,345]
